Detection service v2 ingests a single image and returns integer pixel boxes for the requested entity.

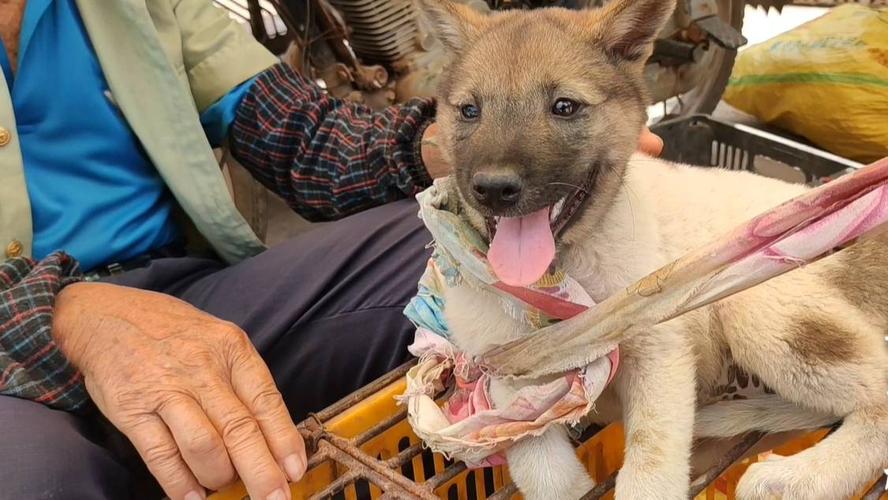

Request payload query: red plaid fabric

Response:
[0,253,87,411]
[230,63,437,221]
[0,63,437,412]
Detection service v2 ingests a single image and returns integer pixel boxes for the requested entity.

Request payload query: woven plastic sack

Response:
[723,5,888,163]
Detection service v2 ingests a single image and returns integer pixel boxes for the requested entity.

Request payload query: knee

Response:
[0,397,134,499]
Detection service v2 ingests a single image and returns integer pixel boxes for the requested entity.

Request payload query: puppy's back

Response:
[625,156,810,258]
[626,157,887,390]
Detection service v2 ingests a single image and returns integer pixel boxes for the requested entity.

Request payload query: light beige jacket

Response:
[0,0,280,264]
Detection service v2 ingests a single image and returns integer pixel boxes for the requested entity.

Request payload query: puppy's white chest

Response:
[561,240,664,304]
[443,283,533,358]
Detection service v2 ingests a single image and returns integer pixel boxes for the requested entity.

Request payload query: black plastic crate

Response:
[650,114,863,186]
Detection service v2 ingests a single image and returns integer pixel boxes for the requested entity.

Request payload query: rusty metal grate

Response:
[298,363,457,499]
[209,360,888,500]
[270,363,785,499]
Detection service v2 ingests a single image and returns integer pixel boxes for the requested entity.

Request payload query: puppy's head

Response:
[417,0,674,285]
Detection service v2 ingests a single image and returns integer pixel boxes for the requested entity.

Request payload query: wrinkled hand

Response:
[53,283,306,500]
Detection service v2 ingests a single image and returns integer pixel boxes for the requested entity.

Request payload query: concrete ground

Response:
[256,5,835,245]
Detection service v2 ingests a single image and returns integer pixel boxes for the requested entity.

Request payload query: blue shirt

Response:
[0,0,255,271]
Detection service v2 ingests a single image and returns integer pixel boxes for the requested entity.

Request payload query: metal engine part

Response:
[322,0,491,104]
[326,0,420,63]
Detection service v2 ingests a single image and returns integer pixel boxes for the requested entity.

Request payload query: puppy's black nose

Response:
[471,171,522,211]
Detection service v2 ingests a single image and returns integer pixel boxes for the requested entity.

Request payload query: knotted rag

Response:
[400,179,618,468]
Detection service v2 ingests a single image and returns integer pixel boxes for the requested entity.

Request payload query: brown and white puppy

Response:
[415,0,888,498]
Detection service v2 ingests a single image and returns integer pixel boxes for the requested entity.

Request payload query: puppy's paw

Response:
[514,468,594,500]
[736,455,835,500]
[736,458,791,500]
[506,425,596,500]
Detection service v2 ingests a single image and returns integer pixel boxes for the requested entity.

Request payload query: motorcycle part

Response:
[646,0,747,122]
[651,39,707,65]
[695,14,748,49]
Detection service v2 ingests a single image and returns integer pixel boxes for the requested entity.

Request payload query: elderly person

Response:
[0,1,662,499]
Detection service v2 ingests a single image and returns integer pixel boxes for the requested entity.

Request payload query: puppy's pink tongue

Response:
[488,207,556,287]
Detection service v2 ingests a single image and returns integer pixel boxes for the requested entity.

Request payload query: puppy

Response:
[414,0,888,498]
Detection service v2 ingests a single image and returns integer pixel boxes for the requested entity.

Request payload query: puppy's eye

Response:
[552,98,581,117]
[460,104,481,121]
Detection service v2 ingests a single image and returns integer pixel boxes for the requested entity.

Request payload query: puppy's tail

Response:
[694,396,838,437]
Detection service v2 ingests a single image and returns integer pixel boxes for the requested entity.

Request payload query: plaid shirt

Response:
[231,63,436,221]
[0,63,436,412]
[0,253,87,411]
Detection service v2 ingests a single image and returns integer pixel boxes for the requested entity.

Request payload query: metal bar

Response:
[424,462,467,490]
[312,362,414,423]
[326,433,438,499]
[487,482,518,500]
[386,442,425,468]
[308,440,432,499]
[862,474,888,500]
[379,494,417,500]
[689,432,766,497]
[581,474,616,500]
[298,414,327,457]
[354,409,409,446]
[307,463,358,499]
[652,39,703,65]
[378,494,413,500]
[310,0,361,70]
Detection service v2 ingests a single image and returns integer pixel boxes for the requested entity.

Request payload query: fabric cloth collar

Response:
[401,179,619,468]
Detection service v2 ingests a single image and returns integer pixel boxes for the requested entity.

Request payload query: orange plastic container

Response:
[210,363,887,500]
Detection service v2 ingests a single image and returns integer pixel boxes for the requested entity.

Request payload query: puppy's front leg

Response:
[506,426,595,500]
[489,378,594,500]
[614,324,696,500]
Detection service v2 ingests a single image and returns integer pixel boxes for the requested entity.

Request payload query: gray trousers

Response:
[0,199,431,499]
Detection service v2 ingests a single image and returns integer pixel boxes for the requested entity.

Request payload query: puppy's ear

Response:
[414,0,486,53]
[589,0,676,62]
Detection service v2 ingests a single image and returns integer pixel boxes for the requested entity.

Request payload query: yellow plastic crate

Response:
[210,363,887,500]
